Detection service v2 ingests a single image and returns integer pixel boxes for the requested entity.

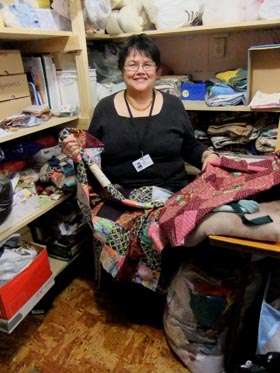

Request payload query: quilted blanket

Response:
[59,128,280,292]
[159,154,280,247]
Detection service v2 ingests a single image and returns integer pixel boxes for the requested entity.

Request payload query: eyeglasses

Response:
[124,63,156,72]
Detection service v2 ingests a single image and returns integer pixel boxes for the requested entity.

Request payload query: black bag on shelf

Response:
[0,174,13,225]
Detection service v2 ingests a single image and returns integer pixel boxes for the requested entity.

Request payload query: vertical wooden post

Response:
[69,0,93,126]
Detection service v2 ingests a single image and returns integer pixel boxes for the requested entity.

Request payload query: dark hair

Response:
[118,34,161,71]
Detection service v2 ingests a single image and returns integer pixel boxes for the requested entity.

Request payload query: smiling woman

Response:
[60,33,219,292]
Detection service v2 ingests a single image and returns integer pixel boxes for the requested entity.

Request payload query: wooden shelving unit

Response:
[87,17,280,144]
[1,2,280,331]
[0,2,93,331]
[0,0,92,245]
[86,19,280,41]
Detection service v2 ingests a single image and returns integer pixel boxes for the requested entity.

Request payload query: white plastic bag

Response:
[144,0,203,29]
[258,0,280,20]
[202,0,260,25]
[83,0,111,31]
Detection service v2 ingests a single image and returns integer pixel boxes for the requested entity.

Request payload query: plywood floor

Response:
[0,273,189,373]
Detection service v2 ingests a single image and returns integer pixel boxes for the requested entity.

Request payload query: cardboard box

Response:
[0,74,30,102]
[0,96,32,119]
[181,81,206,100]
[0,50,24,75]
[0,275,54,333]
[0,242,54,321]
[247,44,280,104]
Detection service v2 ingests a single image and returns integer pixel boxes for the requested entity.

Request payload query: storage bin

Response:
[56,69,97,109]
[247,44,280,104]
[181,81,207,101]
[0,242,54,326]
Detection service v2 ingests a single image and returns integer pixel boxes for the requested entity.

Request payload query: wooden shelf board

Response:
[0,116,79,143]
[183,101,250,112]
[48,250,84,277]
[184,101,280,112]
[48,257,69,277]
[0,28,73,41]
[209,235,280,258]
[87,19,280,41]
[0,195,71,242]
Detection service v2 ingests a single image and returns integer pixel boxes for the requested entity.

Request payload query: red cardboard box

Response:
[0,243,53,320]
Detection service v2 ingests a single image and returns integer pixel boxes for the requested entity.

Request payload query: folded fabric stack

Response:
[216,68,248,91]
[255,125,278,154]
[207,115,266,149]
[206,68,247,107]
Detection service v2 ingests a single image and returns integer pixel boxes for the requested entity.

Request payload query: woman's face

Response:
[123,50,157,94]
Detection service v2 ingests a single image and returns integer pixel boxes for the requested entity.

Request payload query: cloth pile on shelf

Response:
[0,234,37,286]
[255,125,279,154]
[208,117,278,156]
[1,1,71,31]
[205,68,248,107]
[0,134,76,207]
[249,91,280,110]
[207,115,265,150]
[191,111,279,157]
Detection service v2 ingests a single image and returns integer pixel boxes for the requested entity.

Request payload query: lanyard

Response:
[124,89,155,157]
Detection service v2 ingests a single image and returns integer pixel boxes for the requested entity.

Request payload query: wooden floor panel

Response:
[0,276,188,372]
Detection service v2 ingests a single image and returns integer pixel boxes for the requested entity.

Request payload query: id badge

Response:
[132,154,154,172]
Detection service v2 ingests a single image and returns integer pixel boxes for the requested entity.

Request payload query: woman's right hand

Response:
[61,134,81,161]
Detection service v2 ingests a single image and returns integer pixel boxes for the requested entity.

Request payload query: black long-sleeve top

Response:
[88,91,206,192]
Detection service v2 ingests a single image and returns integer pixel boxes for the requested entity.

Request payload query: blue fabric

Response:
[209,84,240,96]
